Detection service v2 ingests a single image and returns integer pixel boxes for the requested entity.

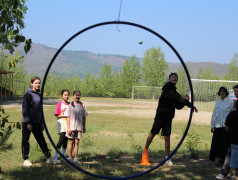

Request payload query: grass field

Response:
[0,97,230,179]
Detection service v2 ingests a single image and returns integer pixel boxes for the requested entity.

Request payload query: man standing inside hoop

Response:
[140,72,198,166]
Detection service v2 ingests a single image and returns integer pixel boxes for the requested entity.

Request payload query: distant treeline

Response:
[1,49,238,99]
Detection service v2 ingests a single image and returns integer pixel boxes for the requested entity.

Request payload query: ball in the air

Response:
[138,40,143,44]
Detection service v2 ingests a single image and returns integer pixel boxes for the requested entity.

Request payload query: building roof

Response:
[0,70,15,74]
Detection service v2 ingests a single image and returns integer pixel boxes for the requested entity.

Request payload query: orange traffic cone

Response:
[140,149,151,165]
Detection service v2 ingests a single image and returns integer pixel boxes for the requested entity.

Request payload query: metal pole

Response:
[8,73,11,97]
[131,86,134,99]
[5,73,7,98]
[1,73,2,98]
[12,73,13,97]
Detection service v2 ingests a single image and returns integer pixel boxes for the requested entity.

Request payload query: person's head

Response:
[233,85,238,98]
[71,90,81,107]
[61,89,70,102]
[168,73,178,85]
[217,86,229,99]
[73,90,81,102]
[30,76,41,91]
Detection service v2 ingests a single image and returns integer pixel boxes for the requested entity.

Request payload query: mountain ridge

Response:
[18,43,228,79]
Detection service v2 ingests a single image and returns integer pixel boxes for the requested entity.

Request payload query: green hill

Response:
[18,43,228,79]
[19,43,130,78]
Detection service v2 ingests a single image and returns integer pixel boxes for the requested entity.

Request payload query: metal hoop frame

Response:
[40,21,194,179]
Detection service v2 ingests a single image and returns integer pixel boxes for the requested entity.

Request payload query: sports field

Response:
[0,97,225,179]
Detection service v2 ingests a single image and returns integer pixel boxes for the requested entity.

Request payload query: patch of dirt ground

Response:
[1,98,212,124]
[85,101,212,125]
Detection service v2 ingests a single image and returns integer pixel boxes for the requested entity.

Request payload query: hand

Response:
[67,129,72,135]
[211,128,214,133]
[193,106,198,113]
[27,124,32,131]
[41,124,45,131]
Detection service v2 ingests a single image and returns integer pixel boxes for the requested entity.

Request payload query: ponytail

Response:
[71,101,75,107]
[71,101,83,107]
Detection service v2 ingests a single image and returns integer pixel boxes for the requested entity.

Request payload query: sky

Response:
[22,0,238,64]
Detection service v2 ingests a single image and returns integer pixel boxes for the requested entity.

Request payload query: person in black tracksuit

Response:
[142,73,198,165]
[21,77,53,167]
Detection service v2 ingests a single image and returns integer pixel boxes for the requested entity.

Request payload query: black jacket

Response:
[155,82,191,120]
[21,87,43,124]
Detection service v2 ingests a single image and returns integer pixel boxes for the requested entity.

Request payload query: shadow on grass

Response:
[2,149,222,180]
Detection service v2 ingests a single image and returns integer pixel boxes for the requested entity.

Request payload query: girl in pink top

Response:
[53,89,70,161]
[66,90,88,163]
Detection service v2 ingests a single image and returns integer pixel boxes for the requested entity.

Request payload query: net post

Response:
[132,86,134,99]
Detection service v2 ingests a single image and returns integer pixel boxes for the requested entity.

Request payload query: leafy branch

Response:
[0,106,21,153]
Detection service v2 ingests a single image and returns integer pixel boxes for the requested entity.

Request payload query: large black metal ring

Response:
[40,21,194,179]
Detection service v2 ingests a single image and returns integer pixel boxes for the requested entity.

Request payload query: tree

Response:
[177,65,190,96]
[197,67,203,79]
[82,73,97,97]
[141,47,168,87]
[0,0,31,58]
[0,106,21,153]
[0,0,31,156]
[97,63,114,97]
[110,69,124,98]
[196,67,219,80]
[120,55,141,97]
[223,53,238,80]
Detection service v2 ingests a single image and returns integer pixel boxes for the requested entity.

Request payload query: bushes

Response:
[0,106,21,153]
[185,130,201,159]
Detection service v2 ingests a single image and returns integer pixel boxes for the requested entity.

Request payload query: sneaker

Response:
[67,158,73,161]
[46,158,60,164]
[230,175,238,179]
[73,158,80,163]
[165,159,173,166]
[23,159,32,167]
[216,174,224,179]
[52,158,61,164]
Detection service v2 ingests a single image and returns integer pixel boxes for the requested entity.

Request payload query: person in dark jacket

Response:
[141,73,198,166]
[224,103,238,179]
[21,76,58,167]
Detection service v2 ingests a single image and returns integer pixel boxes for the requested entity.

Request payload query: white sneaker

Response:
[230,175,238,179]
[67,158,72,161]
[46,158,60,164]
[216,174,224,179]
[23,159,32,167]
[165,159,173,166]
[52,158,61,164]
[73,158,80,163]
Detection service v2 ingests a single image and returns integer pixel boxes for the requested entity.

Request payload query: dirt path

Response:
[1,98,212,124]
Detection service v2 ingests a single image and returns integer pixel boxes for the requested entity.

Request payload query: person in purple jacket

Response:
[21,76,58,167]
